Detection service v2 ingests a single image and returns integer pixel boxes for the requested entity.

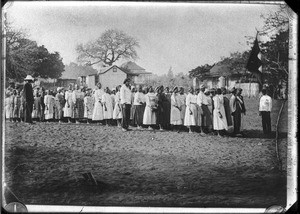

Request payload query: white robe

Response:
[44,95,55,120]
[213,94,228,130]
[170,93,182,125]
[102,93,113,119]
[113,92,122,119]
[63,90,73,117]
[92,89,104,121]
[143,92,157,125]
[184,93,197,126]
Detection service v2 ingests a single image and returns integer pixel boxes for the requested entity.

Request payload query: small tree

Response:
[76,29,139,67]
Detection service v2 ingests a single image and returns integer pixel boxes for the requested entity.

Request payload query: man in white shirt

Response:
[120,78,132,131]
[259,88,272,134]
[198,85,212,133]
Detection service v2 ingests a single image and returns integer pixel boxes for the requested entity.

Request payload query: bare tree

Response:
[76,29,139,67]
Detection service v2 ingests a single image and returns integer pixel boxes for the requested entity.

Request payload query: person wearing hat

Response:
[197,85,213,134]
[184,87,198,133]
[23,75,35,123]
[163,86,172,130]
[170,86,182,132]
[120,78,132,131]
[229,87,245,136]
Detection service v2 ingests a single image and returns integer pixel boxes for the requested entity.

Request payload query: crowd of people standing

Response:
[5,75,259,137]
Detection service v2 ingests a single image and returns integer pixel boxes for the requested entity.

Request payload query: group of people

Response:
[5,76,273,136]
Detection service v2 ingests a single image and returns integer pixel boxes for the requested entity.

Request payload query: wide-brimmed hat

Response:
[204,89,210,94]
[172,86,178,93]
[24,75,34,81]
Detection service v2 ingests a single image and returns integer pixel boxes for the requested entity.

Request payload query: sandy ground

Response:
[4,98,287,208]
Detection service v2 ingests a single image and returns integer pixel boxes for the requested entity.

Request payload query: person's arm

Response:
[269,97,272,112]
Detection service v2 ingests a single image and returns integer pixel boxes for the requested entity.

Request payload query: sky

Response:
[5,1,280,75]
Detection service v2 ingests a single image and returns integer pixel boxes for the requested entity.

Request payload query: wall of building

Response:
[99,67,127,89]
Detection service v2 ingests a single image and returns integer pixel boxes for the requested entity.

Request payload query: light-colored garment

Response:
[213,94,228,130]
[184,93,197,126]
[92,89,104,121]
[44,95,55,120]
[120,84,132,104]
[178,93,186,121]
[133,92,145,105]
[113,92,122,119]
[84,96,94,119]
[63,90,73,117]
[229,94,236,113]
[170,93,182,125]
[259,95,272,112]
[102,93,113,119]
[197,91,209,105]
[5,97,11,119]
[143,92,157,125]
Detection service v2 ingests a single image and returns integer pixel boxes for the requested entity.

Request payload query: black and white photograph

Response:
[1,1,297,213]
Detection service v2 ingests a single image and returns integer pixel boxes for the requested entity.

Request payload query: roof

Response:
[98,65,129,75]
[60,64,98,79]
[121,61,151,75]
[209,63,232,77]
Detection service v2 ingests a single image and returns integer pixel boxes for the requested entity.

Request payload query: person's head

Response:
[172,86,178,94]
[45,90,49,95]
[68,84,73,90]
[188,87,194,94]
[236,88,242,95]
[164,86,169,93]
[123,78,131,87]
[12,89,17,96]
[216,88,222,95]
[96,82,102,89]
[155,86,160,93]
[138,85,143,93]
[200,84,205,92]
[179,87,184,94]
[149,86,154,93]
[24,75,34,84]
[131,87,136,93]
[262,88,267,95]
[204,89,210,96]
[221,87,227,95]
[230,87,236,95]
[74,84,80,90]
[195,88,200,95]
[210,88,216,96]
[16,90,20,96]
[143,86,148,94]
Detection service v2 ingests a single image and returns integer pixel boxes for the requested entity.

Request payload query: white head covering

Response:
[24,75,34,81]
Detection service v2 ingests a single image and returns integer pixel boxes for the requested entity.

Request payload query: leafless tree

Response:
[76,29,139,67]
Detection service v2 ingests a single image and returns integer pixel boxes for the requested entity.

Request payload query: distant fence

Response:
[234,83,260,97]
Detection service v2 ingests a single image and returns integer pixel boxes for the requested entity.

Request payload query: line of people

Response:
[5,77,247,137]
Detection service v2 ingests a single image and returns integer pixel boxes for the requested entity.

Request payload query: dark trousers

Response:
[24,101,33,123]
[232,111,241,134]
[261,111,271,134]
[121,104,131,129]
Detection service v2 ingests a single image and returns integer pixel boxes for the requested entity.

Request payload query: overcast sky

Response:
[5,1,280,75]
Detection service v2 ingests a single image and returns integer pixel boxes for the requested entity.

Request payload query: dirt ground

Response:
[4,98,287,208]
